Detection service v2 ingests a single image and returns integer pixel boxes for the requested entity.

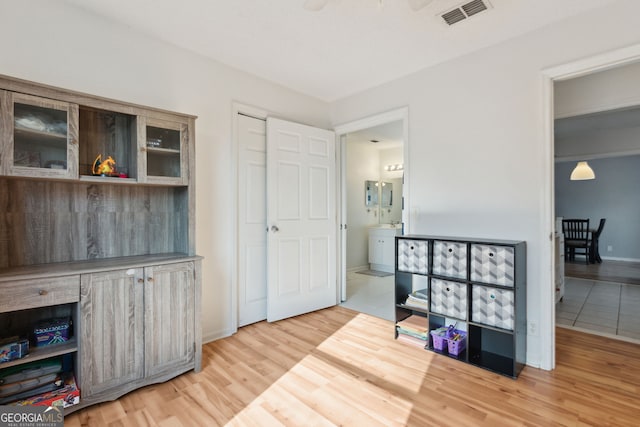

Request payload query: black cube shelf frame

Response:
[394,235,526,378]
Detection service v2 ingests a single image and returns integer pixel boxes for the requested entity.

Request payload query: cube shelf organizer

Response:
[394,235,526,378]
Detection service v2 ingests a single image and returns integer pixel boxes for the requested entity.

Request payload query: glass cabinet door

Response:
[5,92,78,179]
[138,117,188,185]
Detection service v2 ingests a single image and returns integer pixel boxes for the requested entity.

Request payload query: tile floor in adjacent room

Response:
[340,270,395,321]
[342,271,640,342]
[556,276,640,341]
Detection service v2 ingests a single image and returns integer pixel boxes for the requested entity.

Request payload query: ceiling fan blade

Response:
[407,0,434,11]
[304,0,330,11]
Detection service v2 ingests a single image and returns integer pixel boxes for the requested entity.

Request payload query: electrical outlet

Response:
[607,245,613,252]
[528,321,538,336]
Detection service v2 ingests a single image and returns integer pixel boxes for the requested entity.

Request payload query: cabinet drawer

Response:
[430,279,467,320]
[470,244,515,287]
[397,239,428,274]
[0,276,80,313]
[471,285,514,330]
[432,241,467,279]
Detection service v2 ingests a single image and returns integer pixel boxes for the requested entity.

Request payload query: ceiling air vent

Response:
[441,0,491,26]
[441,8,466,25]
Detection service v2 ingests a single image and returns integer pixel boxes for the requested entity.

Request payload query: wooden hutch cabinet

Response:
[0,74,201,413]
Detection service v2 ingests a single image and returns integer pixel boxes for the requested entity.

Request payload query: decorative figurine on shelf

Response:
[92,154,117,176]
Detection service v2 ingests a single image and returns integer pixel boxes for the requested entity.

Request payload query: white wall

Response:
[0,1,331,342]
[555,60,640,118]
[346,142,379,270]
[330,0,640,368]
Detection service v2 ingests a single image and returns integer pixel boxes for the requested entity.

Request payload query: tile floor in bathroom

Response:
[556,276,640,341]
[340,270,395,322]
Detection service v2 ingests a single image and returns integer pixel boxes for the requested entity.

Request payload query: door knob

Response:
[271,225,279,232]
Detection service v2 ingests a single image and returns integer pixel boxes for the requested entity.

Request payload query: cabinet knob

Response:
[38,289,48,296]
[147,277,154,283]
[138,278,144,284]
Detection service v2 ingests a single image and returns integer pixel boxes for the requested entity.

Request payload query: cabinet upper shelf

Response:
[15,127,67,141]
[146,146,181,155]
[0,338,77,369]
[1,77,194,186]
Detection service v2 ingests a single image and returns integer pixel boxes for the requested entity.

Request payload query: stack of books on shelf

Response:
[0,357,80,408]
[404,288,429,310]
[396,315,428,348]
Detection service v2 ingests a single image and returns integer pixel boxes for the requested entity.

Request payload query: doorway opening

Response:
[552,64,640,344]
[543,44,640,369]
[334,108,409,321]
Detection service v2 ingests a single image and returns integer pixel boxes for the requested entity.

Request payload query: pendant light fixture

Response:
[570,161,595,181]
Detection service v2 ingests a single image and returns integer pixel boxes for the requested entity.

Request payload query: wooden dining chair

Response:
[562,219,591,264]
[590,218,606,263]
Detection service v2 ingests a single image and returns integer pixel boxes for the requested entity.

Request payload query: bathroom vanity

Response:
[369,225,402,273]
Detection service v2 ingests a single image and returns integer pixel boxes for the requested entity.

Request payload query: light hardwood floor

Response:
[66,306,640,426]
[565,259,640,285]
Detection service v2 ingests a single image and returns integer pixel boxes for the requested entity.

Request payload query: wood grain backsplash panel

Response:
[0,179,188,268]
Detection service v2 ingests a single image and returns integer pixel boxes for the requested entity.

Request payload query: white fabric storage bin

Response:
[471,285,515,330]
[470,244,515,287]
[432,241,467,279]
[397,239,428,274]
[430,278,467,320]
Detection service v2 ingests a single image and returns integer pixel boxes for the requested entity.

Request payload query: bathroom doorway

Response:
[334,108,409,321]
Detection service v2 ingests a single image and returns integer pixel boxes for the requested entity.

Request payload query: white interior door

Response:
[266,117,337,322]
[237,114,268,326]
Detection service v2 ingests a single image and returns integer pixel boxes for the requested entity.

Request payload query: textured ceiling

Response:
[64,0,615,101]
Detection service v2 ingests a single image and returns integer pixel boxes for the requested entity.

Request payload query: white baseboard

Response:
[202,327,235,344]
[600,256,640,263]
[347,265,369,273]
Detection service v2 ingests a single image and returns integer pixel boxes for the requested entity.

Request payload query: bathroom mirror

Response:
[378,177,402,225]
[364,179,402,224]
[380,182,393,207]
[365,180,378,206]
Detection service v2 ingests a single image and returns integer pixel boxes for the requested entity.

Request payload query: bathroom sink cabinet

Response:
[369,227,401,273]
[0,74,201,413]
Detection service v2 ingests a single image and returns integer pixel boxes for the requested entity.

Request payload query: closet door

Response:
[266,118,336,322]
[237,114,268,326]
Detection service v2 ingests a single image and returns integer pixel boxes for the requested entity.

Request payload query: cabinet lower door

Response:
[80,268,144,397]
[381,237,395,267]
[144,262,195,377]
